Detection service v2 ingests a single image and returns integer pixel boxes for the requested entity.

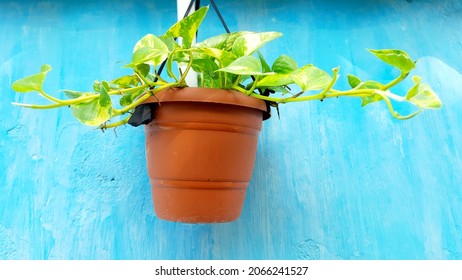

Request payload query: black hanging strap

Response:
[210,0,230,34]
[183,0,199,19]
[210,0,273,119]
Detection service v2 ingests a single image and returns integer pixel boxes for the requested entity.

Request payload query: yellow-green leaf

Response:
[347,74,362,88]
[217,55,272,76]
[11,64,52,93]
[272,55,298,74]
[291,65,332,91]
[71,82,112,126]
[368,49,415,73]
[256,73,294,88]
[406,76,442,109]
[232,32,282,57]
[164,6,209,48]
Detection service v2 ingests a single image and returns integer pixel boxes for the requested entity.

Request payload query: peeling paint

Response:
[0,224,17,259]
[296,239,342,260]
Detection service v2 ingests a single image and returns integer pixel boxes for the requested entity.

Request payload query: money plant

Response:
[11,6,442,128]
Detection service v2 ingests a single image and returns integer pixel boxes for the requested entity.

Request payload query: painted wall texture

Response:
[1,0,461,259]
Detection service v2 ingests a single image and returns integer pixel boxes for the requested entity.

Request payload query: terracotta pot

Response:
[143,87,267,223]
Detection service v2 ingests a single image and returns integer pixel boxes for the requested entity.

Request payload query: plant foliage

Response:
[11,6,442,129]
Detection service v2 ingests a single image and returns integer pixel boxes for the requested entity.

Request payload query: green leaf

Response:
[361,95,383,107]
[12,64,52,93]
[258,52,271,73]
[99,81,111,107]
[125,34,169,67]
[405,75,421,100]
[232,32,282,57]
[196,33,230,49]
[272,55,298,74]
[360,80,383,90]
[256,73,294,88]
[70,101,112,126]
[192,59,219,76]
[71,81,112,126]
[271,86,291,95]
[196,31,253,51]
[71,98,112,126]
[159,35,188,64]
[358,80,385,106]
[93,80,101,92]
[136,64,150,77]
[223,32,253,50]
[257,64,331,91]
[120,89,143,107]
[111,75,139,88]
[129,47,168,67]
[195,47,237,67]
[119,94,133,107]
[164,6,209,48]
[192,59,221,88]
[159,35,181,51]
[368,49,415,73]
[62,90,90,99]
[217,55,271,76]
[406,76,442,109]
[291,65,332,91]
[347,74,362,88]
[133,34,167,53]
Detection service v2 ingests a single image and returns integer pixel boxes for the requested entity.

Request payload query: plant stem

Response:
[154,70,168,84]
[12,94,101,109]
[39,90,66,104]
[314,67,339,101]
[13,84,155,109]
[178,51,193,87]
[243,76,260,95]
[166,52,180,83]
[112,83,179,116]
[99,113,132,129]
[233,86,374,104]
[381,72,408,90]
[134,70,152,86]
[378,93,421,120]
[108,84,149,95]
[233,75,241,87]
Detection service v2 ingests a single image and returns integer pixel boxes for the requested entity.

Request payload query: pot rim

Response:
[143,87,269,116]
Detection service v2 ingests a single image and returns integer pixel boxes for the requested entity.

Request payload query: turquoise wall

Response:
[1,0,461,259]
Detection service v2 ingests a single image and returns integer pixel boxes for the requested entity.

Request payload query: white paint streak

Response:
[176,0,198,87]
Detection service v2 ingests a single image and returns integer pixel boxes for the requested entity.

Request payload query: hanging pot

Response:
[143,87,267,223]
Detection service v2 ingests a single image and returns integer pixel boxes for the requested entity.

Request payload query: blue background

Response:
[1,0,461,259]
